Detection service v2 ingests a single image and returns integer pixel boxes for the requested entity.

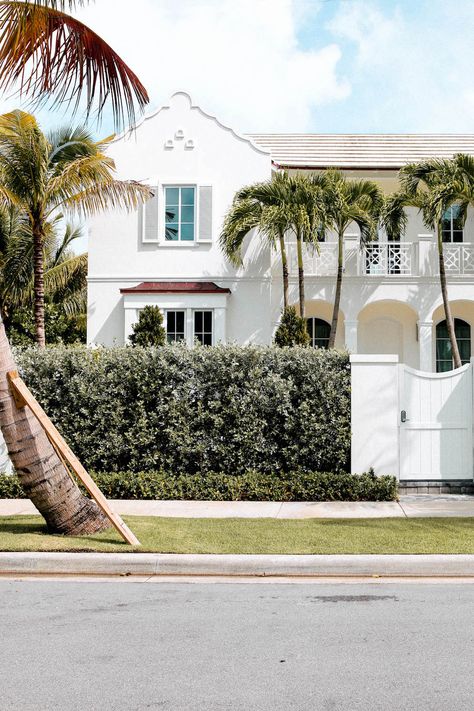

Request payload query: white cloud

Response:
[72,0,350,132]
[327,0,474,132]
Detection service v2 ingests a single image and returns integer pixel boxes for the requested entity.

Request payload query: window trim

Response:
[162,184,197,243]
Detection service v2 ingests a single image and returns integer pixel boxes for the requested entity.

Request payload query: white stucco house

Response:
[88,91,474,373]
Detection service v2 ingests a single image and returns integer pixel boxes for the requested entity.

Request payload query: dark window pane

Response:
[202,332,212,346]
[167,312,176,331]
[176,312,185,332]
[194,311,203,331]
[307,318,330,349]
[203,311,212,331]
[436,319,471,371]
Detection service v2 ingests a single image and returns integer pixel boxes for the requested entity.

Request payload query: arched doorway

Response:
[436,319,471,372]
[306,317,330,349]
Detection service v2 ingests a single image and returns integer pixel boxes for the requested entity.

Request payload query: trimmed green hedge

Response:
[16,345,351,475]
[0,470,398,502]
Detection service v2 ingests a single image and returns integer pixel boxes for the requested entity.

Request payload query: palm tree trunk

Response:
[296,231,305,319]
[328,230,344,348]
[32,221,46,348]
[0,320,110,535]
[438,223,462,369]
[278,231,289,309]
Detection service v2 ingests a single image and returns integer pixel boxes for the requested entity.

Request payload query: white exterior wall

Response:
[87,92,272,346]
[87,92,474,372]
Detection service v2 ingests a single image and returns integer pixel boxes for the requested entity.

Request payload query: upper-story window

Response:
[442,205,463,243]
[165,186,196,242]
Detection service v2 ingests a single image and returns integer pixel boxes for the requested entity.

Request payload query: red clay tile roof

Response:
[120,281,231,294]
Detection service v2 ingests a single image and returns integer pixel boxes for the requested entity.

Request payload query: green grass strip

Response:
[0,516,473,554]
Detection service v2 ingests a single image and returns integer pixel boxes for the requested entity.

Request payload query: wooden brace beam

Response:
[7,371,140,546]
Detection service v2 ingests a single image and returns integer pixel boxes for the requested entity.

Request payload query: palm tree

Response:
[1,217,88,340]
[400,154,474,369]
[221,172,325,318]
[0,0,149,129]
[0,110,150,346]
[312,170,383,348]
[220,172,294,308]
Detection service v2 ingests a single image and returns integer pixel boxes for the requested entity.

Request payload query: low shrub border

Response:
[0,470,398,502]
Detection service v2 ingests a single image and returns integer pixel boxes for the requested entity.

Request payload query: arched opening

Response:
[436,319,471,372]
[357,300,419,368]
[306,317,330,349]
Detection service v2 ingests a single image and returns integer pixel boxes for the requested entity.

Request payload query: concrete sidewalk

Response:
[1,494,474,518]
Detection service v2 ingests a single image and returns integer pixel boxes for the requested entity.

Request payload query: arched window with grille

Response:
[306,318,330,349]
[436,318,471,372]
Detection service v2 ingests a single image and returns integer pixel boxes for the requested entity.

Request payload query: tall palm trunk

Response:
[328,229,344,348]
[438,222,462,369]
[296,230,305,318]
[0,321,109,534]
[278,230,289,308]
[32,220,46,348]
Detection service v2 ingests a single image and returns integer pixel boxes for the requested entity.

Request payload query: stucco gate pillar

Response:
[350,354,400,478]
[418,320,433,372]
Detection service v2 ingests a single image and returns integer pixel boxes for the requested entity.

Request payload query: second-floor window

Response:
[165,186,196,242]
[442,205,463,243]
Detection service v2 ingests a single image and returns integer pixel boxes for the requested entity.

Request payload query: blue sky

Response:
[2,0,473,136]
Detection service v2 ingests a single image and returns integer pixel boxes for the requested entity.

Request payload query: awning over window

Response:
[120,281,231,294]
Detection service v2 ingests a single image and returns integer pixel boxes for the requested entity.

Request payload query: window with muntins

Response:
[194,310,213,345]
[436,318,471,372]
[165,186,196,241]
[166,310,186,342]
[442,205,463,243]
[306,318,330,348]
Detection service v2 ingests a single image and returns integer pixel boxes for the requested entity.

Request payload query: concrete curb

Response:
[2,553,474,577]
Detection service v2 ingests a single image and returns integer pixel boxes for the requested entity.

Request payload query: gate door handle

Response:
[401,410,409,423]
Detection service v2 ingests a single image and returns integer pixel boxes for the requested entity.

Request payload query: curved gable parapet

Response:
[114,91,271,157]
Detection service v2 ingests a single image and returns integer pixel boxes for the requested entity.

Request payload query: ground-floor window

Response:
[436,318,471,372]
[194,310,213,345]
[306,318,330,349]
[165,309,214,345]
[166,310,185,343]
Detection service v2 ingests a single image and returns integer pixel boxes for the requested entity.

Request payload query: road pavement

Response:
[0,579,473,710]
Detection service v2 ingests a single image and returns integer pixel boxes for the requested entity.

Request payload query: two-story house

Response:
[88,91,474,372]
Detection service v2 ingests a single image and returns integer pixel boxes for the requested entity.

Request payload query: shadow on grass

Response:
[0,517,125,547]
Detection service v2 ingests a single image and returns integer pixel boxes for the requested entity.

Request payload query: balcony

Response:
[443,244,474,275]
[361,243,414,276]
[281,239,474,279]
[287,243,339,276]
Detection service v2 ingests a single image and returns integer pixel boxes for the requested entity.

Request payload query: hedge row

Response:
[16,345,351,475]
[0,470,398,502]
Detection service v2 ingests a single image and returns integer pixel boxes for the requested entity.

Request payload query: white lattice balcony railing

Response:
[443,243,474,275]
[361,242,414,276]
[287,243,339,276]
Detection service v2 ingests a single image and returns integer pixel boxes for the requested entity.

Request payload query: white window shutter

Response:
[197,186,213,243]
[142,186,159,243]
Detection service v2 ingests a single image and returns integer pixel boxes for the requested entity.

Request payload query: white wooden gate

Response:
[399,363,473,480]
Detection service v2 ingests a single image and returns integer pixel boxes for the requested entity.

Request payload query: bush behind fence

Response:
[16,344,351,476]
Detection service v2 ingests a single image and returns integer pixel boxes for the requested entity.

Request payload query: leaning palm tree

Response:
[0,0,149,129]
[0,110,150,346]
[0,112,150,536]
[400,154,474,369]
[312,170,382,348]
[220,172,294,308]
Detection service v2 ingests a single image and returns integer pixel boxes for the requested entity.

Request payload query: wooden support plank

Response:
[7,371,140,546]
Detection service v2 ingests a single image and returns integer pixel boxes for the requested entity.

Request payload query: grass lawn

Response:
[0,515,473,554]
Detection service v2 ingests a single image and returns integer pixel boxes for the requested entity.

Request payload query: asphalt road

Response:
[0,579,473,710]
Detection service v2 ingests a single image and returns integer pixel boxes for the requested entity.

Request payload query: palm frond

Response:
[0,1,149,129]
[62,179,151,215]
